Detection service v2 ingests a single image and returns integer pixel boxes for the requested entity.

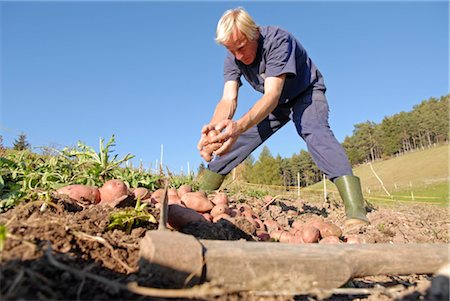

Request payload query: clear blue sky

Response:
[1,1,448,174]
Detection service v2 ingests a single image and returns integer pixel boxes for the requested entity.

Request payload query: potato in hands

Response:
[200,129,223,162]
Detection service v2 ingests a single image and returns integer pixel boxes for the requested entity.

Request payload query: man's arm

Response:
[197,80,239,151]
[209,80,239,125]
[211,74,286,155]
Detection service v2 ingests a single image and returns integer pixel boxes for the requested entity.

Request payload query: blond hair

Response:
[215,7,259,45]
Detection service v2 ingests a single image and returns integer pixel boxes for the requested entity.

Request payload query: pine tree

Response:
[250,146,283,185]
[13,133,31,151]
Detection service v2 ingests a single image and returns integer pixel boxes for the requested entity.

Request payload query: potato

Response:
[177,184,192,198]
[168,204,206,230]
[210,204,230,217]
[168,194,183,205]
[289,232,304,244]
[236,203,253,213]
[99,179,128,203]
[310,221,342,238]
[229,208,239,217]
[253,218,265,230]
[269,230,292,243]
[291,220,303,230]
[212,213,232,223]
[204,130,222,153]
[319,236,341,244]
[242,210,258,220]
[289,228,301,235]
[269,229,284,241]
[200,130,222,162]
[264,219,282,233]
[256,231,271,241]
[279,231,294,243]
[344,235,362,244]
[55,184,100,203]
[211,192,229,205]
[168,188,179,198]
[181,191,214,213]
[150,189,165,204]
[202,213,213,222]
[242,215,260,229]
[300,225,320,243]
[132,187,151,200]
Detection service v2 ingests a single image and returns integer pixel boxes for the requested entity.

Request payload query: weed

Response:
[0,224,7,251]
[107,199,157,234]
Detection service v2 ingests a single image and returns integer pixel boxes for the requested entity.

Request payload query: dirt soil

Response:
[0,193,448,301]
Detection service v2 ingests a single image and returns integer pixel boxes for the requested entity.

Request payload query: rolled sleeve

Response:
[265,31,297,78]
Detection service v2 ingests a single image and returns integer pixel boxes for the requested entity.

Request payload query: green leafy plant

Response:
[107,199,157,234]
[62,135,134,185]
[0,224,7,251]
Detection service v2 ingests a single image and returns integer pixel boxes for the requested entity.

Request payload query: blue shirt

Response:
[224,26,325,104]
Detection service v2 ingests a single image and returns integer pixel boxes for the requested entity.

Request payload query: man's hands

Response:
[197,119,242,162]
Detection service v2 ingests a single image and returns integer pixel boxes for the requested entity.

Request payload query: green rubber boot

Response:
[200,169,225,192]
[335,175,370,227]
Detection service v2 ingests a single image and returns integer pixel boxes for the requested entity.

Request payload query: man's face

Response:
[223,28,258,65]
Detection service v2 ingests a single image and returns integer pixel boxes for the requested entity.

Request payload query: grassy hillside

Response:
[307,144,448,205]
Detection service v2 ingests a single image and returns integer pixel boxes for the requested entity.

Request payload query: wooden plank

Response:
[139,231,449,292]
[201,241,448,291]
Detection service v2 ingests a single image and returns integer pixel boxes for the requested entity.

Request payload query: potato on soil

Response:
[264,219,282,233]
[291,220,303,230]
[256,231,271,241]
[300,225,320,243]
[168,204,207,230]
[210,204,230,217]
[181,191,214,213]
[253,218,265,230]
[279,231,293,243]
[168,194,183,205]
[229,208,239,217]
[344,235,362,244]
[236,203,253,214]
[98,179,128,203]
[270,230,293,243]
[132,187,151,200]
[150,189,165,204]
[311,221,343,238]
[269,229,283,241]
[202,213,213,222]
[168,188,179,197]
[177,184,192,198]
[55,184,100,203]
[319,236,341,244]
[289,233,304,244]
[212,213,232,223]
[211,192,229,205]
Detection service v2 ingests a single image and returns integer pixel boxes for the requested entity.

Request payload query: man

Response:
[197,7,369,226]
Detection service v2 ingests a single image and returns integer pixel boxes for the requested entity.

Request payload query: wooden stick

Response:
[140,231,449,293]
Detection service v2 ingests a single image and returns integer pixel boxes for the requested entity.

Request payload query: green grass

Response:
[307,145,449,206]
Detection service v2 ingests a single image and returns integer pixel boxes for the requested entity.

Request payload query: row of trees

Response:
[343,95,448,165]
[216,94,448,187]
